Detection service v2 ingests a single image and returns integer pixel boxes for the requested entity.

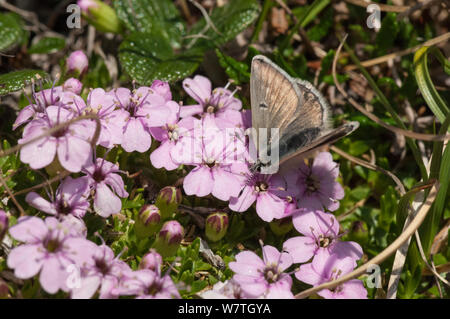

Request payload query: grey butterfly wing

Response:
[250,55,304,140]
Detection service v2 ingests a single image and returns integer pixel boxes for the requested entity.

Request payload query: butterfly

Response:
[248,55,359,174]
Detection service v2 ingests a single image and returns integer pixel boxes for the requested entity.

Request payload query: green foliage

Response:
[0,13,27,52]
[0,70,48,96]
[215,49,250,85]
[116,0,260,83]
[28,37,65,54]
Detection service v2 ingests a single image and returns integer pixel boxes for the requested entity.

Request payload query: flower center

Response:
[318,235,333,248]
[205,158,216,168]
[44,237,61,253]
[95,258,111,275]
[263,264,280,284]
[254,181,269,193]
[51,127,68,138]
[57,200,72,215]
[305,174,320,193]
[167,124,179,141]
[146,279,163,296]
[205,104,216,114]
[93,169,105,183]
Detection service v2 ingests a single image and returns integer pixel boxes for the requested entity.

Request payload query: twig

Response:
[0,170,25,216]
[397,0,442,20]
[295,182,439,299]
[188,0,222,35]
[0,0,49,32]
[345,32,450,71]
[330,145,406,195]
[332,35,450,142]
[9,170,71,199]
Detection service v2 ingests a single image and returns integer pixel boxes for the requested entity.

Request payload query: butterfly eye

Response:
[259,102,268,109]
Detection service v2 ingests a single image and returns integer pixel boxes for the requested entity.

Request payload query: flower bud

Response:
[205,212,229,242]
[269,217,293,236]
[139,249,163,272]
[155,186,182,220]
[63,78,83,94]
[0,210,9,242]
[151,80,172,101]
[153,220,183,258]
[66,50,88,75]
[135,204,161,239]
[347,221,369,245]
[78,0,122,34]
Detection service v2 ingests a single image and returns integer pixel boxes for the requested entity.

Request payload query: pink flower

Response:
[63,78,83,94]
[284,210,363,264]
[288,152,344,212]
[149,100,191,170]
[25,176,90,218]
[120,269,180,299]
[84,88,128,148]
[171,117,246,201]
[66,50,89,74]
[78,0,99,12]
[229,245,294,299]
[7,216,95,294]
[199,279,247,299]
[71,244,131,299]
[19,105,95,172]
[81,157,128,218]
[295,250,367,299]
[111,87,172,153]
[181,75,244,128]
[229,171,287,222]
[150,80,172,102]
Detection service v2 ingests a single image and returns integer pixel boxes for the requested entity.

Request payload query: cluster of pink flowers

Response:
[5,51,367,299]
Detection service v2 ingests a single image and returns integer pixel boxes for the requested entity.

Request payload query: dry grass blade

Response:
[0,169,25,216]
[9,170,71,199]
[344,0,410,12]
[330,145,406,195]
[344,32,450,71]
[295,182,439,299]
[332,35,450,142]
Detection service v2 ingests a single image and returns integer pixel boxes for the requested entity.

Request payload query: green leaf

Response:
[0,13,26,52]
[215,49,250,84]
[28,37,65,54]
[413,46,449,126]
[186,0,260,51]
[375,13,399,56]
[306,6,333,42]
[114,0,185,49]
[119,32,202,84]
[0,70,48,96]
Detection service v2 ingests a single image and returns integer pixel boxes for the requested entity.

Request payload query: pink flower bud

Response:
[66,50,88,75]
[78,0,99,13]
[205,212,229,242]
[155,186,182,220]
[153,220,184,257]
[0,210,8,242]
[150,80,172,101]
[63,78,83,94]
[139,249,163,272]
[135,204,161,239]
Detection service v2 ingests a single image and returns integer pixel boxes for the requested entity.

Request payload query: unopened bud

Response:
[63,78,83,94]
[78,0,122,34]
[66,50,88,75]
[155,186,182,220]
[205,212,229,242]
[0,210,8,242]
[150,80,172,101]
[135,204,161,239]
[139,249,163,272]
[153,220,183,258]
[269,217,293,236]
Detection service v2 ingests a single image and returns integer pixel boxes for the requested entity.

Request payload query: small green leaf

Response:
[0,13,26,52]
[215,49,250,84]
[375,13,399,55]
[28,37,65,54]
[187,0,260,51]
[119,32,202,84]
[0,70,48,96]
[114,0,185,49]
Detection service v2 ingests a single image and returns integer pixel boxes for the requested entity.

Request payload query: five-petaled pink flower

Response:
[7,216,95,294]
[229,245,294,299]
